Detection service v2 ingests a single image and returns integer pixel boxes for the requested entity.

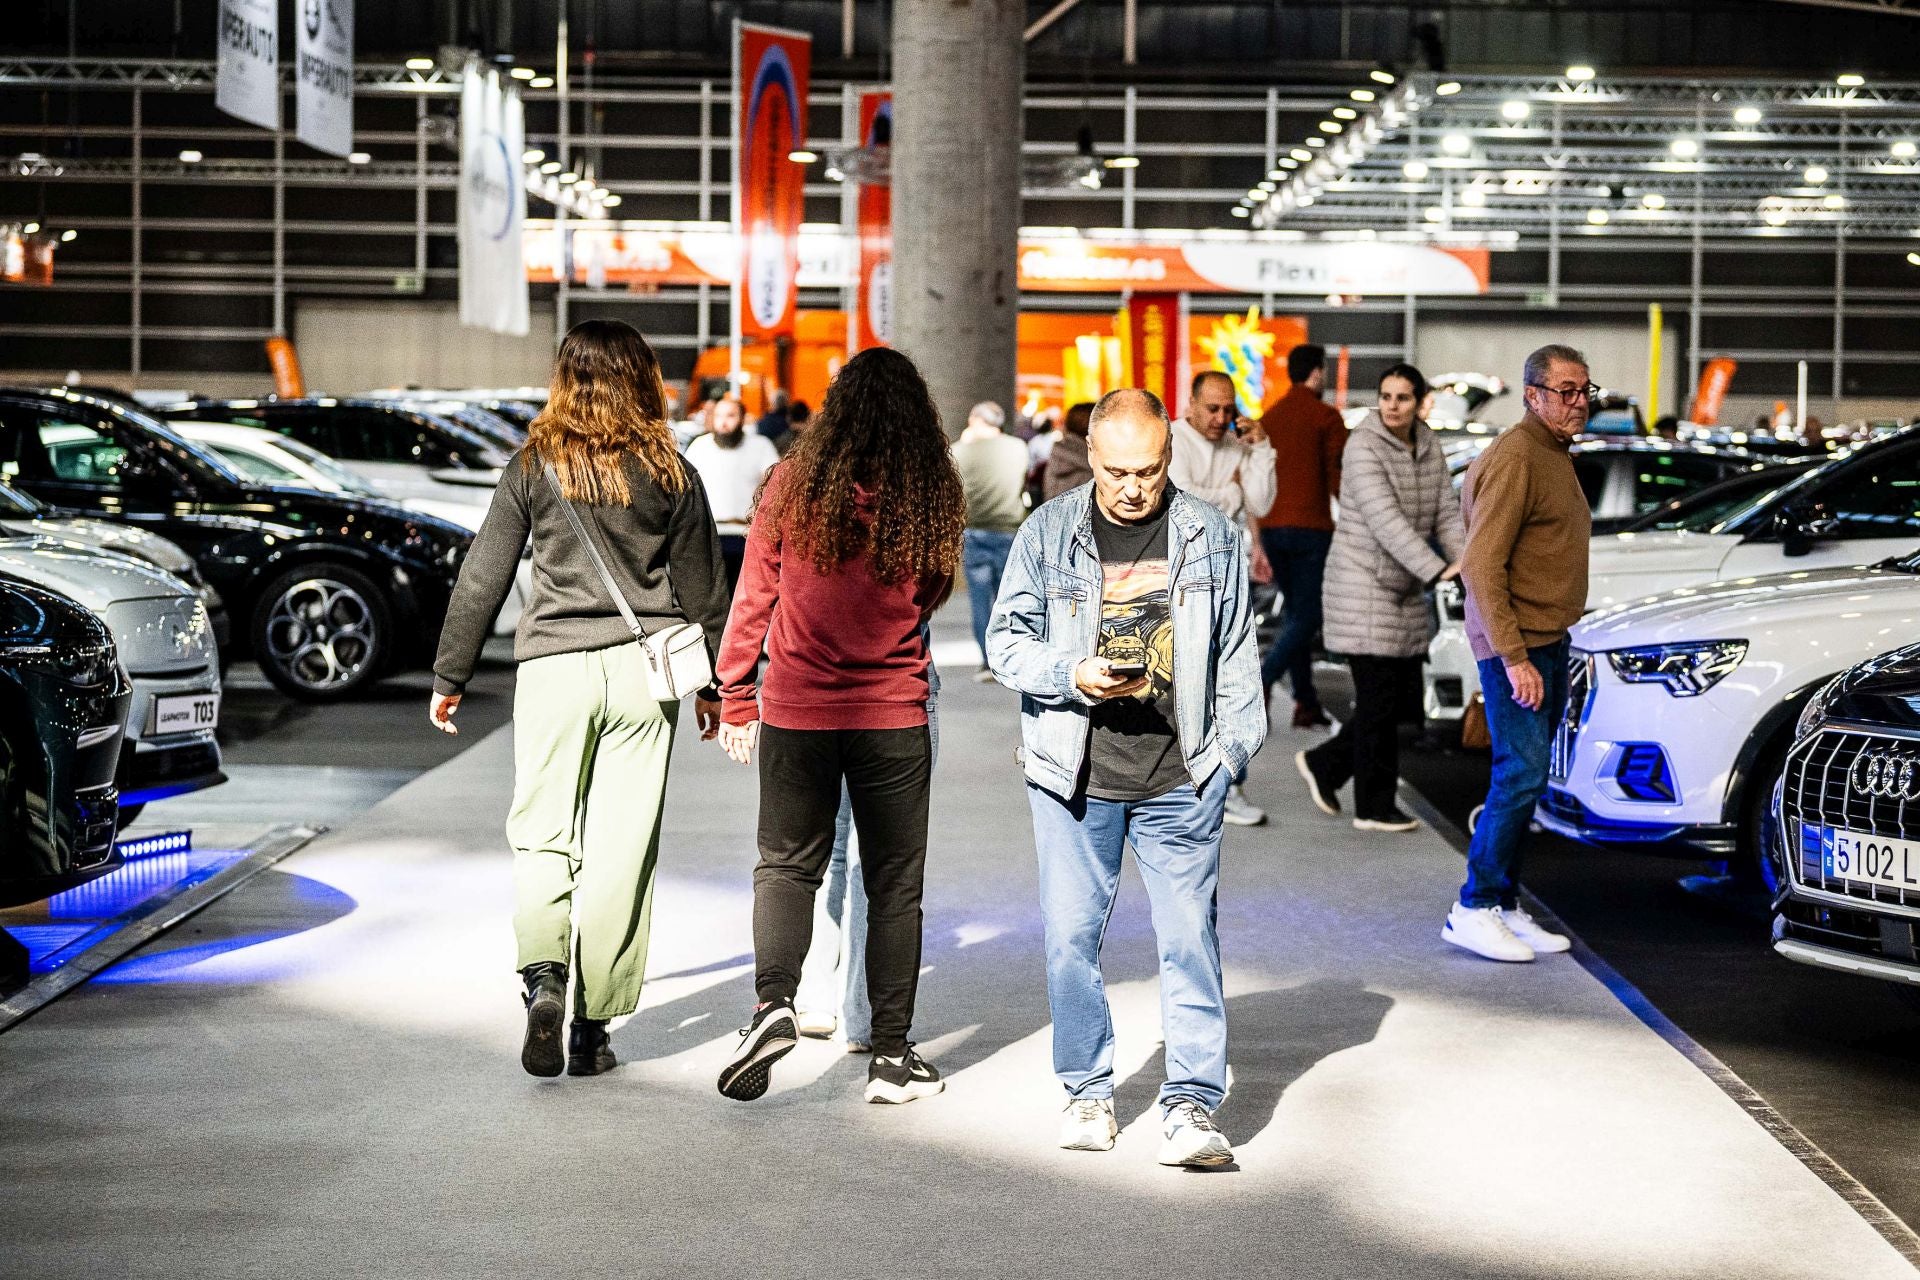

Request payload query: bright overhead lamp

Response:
[1733,106,1763,126]
[573,175,596,188]
[1763,208,1790,226]
[1306,137,1326,148]
[1423,206,1445,223]
[177,149,203,163]
[1435,81,1462,96]
[1565,65,1596,82]
[1642,191,1666,209]
[1823,193,1845,209]
[523,149,545,164]
[1403,160,1430,179]
[22,221,38,234]
[1298,195,1315,207]
[540,161,562,174]
[60,228,77,242]
[558,171,578,183]
[529,76,554,89]
[1501,100,1531,121]
[1837,73,1865,87]
[1894,141,1918,159]
[1104,154,1140,169]
[1267,168,1285,180]
[1278,157,1299,169]
[1290,148,1313,162]
[602,195,621,207]
[1350,89,1376,103]
[787,150,818,164]
[1441,133,1472,155]
[1586,208,1609,225]
[1332,107,1358,120]
[1460,187,1487,207]
[1247,187,1266,199]
[1319,121,1344,134]
[1669,138,1700,159]
[1257,181,1275,192]
[1370,69,1397,84]
[404,56,435,71]
[1908,251,1920,266]
[1230,207,1250,218]
[510,67,536,80]
[1803,164,1829,184]
[347,151,371,165]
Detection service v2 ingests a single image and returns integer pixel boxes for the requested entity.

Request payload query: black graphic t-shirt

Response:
[1085,496,1186,801]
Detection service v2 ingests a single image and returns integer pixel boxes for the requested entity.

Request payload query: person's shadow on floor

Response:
[1212,979,1394,1146]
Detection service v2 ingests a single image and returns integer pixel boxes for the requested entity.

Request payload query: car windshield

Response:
[266,436,382,495]
[1626,467,1804,532]
[1707,452,1846,535]
[0,479,41,516]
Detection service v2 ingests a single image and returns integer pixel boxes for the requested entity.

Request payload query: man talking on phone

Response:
[987,389,1265,1168]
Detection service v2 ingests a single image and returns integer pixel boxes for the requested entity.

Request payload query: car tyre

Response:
[250,562,391,702]
[1735,737,1789,895]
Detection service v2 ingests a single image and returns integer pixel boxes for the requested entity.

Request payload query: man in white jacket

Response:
[1172,370,1277,826]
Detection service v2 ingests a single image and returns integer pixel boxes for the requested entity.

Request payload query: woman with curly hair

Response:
[430,319,730,1079]
[713,345,965,1106]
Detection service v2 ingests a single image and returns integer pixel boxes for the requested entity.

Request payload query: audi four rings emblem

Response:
[1849,751,1920,801]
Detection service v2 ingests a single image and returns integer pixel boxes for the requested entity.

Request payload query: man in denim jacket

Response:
[986,388,1266,1168]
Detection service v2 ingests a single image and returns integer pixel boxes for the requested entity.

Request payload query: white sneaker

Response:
[796,1008,836,1038]
[1223,785,1267,827]
[1502,904,1571,954]
[1059,1096,1119,1152]
[1442,904,1535,963]
[972,667,996,684]
[1158,1099,1234,1167]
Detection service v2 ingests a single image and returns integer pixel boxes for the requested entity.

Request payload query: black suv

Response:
[156,397,511,474]
[1773,642,1920,1003]
[0,389,474,702]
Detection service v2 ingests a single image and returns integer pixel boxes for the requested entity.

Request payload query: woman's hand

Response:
[720,719,760,765]
[695,693,722,741]
[1438,562,1462,582]
[429,691,462,735]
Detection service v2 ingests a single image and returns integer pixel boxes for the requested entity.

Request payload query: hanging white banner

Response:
[296,0,354,157]
[458,66,530,337]
[216,0,280,131]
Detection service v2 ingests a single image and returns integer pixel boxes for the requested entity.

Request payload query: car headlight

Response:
[1795,674,1842,738]
[0,641,118,687]
[1606,640,1748,697]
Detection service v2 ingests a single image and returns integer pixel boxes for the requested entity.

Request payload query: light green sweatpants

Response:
[507,645,678,1020]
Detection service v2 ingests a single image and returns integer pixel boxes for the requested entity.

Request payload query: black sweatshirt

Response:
[431,448,730,695]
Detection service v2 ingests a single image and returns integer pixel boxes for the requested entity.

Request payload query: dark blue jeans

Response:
[1258,526,1332,709]
[963,528,1016,666]
[1462,638,1571,909]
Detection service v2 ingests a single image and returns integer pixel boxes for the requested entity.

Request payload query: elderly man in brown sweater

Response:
[1445,344,1594,964]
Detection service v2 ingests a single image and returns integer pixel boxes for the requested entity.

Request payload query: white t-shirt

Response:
[686,431,781,534]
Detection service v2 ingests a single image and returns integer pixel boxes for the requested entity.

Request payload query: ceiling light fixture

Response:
[1566,65,1596,82]
[1460,187,1486,207]
[1319,121,1344,133]
[1837,73,1865,87]
[1333,107,1358,120]
[788,150,818,164]
[510,67,536,80]
[1291,148,1313,162]
[1734,106,1763,126]
[1669,138,1700,159]
[1403,159,1430,179]
[523,149,545,164]
[1230,207,1250,218]
[1501,100,1531,121]
[1370,69,1397,85]
[60,228,76,241]
[603,195,621,207]
[540,161,561,174]
[1642,191,1666,209]
[529,76,554,89]
[1441,133,1472,155]
[1804,164,1829,184]
[1104,154,1140,169]
[1894,141,1918,159]
[405,57,435,71]
[1587,208,1609,225]
[1307,137,1326,148]
[347,151,371,165]
[1435,81,1462,96]
[178,149,203,163]
[1351,89,1376,103]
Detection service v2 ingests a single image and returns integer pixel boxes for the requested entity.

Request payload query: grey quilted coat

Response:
[1321,410,1466,658]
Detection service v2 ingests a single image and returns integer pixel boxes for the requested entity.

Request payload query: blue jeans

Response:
[1462,638,1570,909]
[963,528,1017,665]
[1258,527,1332,708]
[1029,769,1230,1112]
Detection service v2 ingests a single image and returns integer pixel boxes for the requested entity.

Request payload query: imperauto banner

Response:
[735,23,811,340]
[458,65,529,337]
[216,0,280,131]
[854,91,892,350]
[296,0,354,158]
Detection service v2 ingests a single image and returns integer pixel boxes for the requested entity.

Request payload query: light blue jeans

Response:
[1029,768,1231,1113]
[797,675,941,1046]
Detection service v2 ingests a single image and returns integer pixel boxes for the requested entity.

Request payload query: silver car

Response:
[0,537,223,821]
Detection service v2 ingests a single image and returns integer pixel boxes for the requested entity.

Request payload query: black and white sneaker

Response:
[717,998,799,1101]
[1353,807,1420,833]
[864,1046,945,1104]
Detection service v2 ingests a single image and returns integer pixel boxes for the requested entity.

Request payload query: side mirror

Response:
[1776,502,1838,557]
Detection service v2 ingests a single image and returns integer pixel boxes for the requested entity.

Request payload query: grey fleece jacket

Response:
[431,448,730,695]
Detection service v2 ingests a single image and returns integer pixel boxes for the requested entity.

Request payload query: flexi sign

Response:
[216,0,280,131]
[735,24,811,340]
[296,0,354,158]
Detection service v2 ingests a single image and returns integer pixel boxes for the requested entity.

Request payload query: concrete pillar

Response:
[891,0,1024,437]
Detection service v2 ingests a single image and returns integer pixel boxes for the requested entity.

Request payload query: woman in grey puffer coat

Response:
[1296,363,1464,832]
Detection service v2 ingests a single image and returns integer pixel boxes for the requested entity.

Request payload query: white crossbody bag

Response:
[543,464,714,701]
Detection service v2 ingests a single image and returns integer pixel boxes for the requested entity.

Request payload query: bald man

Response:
[986,388,1266,1169]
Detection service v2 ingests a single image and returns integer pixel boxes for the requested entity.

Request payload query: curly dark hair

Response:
[763,347,965,586]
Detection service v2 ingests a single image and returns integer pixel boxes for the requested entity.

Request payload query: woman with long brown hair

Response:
[713,345,965,1106]
[430,319,729,1079]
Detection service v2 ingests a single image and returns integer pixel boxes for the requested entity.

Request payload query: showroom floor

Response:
[1,616,1915,1277]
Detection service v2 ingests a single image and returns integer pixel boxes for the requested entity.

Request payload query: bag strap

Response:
[543,463,645,641]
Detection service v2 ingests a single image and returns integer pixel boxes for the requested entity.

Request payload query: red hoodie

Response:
[717,463,949,730]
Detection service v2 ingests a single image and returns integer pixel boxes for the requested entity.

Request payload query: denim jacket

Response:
[985,483,1267,799]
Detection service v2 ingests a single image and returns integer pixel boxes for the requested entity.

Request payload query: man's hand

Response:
[1504,658,1544,711]
[1075,657,1150,701]
[720,719,759,765]
[1235,416,1267,446]
[695,693,722,741]
[428,691,461,735]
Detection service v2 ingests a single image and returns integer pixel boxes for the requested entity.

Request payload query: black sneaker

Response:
[519,961,567,1078]
[567,1018,617,1077]
[1295,750,1341,817]
[717,998,799,1101]
[864,1046,944,1104]
[1353,807,1420,833]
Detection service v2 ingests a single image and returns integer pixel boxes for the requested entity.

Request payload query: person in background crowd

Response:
[714,346,965,1106]
[1043,400,1096,502]
[1027,406,1063,469]
[1172,369,1275,828]
[1295,364,1462,834]
[954,400,1030,681]
[1257,344,1349,731]
[1447,344,1591,964]
[756,388,791,442]
[428,319,730,1079]
[773,399,811,457]
[685,395,780,596]
[988,388,1265,1168]
[1652,414,1681,440]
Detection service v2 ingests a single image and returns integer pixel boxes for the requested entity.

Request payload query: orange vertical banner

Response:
[854,91,892,351]
[1125,292,1182,410]
[1690,357,1737,426]
[265,336,306,398]
[1335,345,1351,410]
[736,24,810,343]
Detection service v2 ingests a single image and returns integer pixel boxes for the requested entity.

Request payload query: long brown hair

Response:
[763,347,965,585]
[526,319,686,504]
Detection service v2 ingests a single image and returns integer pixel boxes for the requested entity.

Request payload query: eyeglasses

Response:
[1527,381,1602,405]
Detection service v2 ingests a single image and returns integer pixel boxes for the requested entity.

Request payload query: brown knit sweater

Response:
[1460,415,1591,664]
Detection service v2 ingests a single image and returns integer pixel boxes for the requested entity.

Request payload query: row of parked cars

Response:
[1408,413,1920,1001]
[0,385,540,911]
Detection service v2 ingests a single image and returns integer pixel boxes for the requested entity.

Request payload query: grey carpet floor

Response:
[2,624,1911,1279]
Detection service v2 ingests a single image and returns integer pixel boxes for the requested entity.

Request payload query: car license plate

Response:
[1806,824,1920,892]
[150,691,219,735]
